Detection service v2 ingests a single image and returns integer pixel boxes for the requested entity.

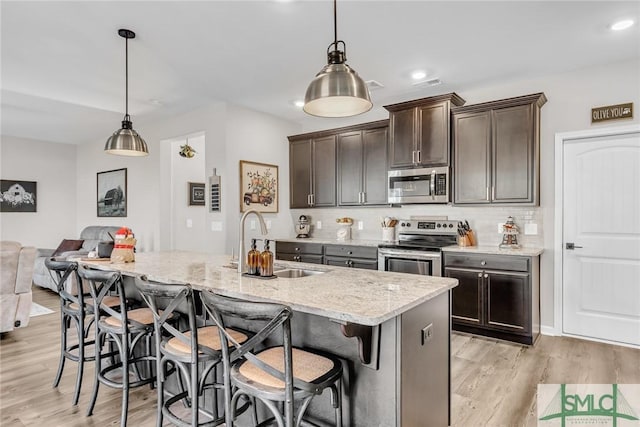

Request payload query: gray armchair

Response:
[32,225,121,293]
[1,241,36,332]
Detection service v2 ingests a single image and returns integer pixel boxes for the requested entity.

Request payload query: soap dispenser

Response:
[247,239,261,275]
[260,239,274,277]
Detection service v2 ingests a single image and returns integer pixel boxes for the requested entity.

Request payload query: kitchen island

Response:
[82,251,458,426]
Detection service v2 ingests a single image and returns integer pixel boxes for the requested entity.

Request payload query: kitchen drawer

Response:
[276,241,323,255]
[324,256,378,270]
[324,244,377,260]
[275,252,323,264]
[443,253,529,272]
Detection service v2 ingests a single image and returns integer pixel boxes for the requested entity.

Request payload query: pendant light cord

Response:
[333,0,338,46]
[125,36,129,119]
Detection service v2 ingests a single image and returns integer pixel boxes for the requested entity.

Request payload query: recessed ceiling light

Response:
[611,19,634,31]
[293,100,305,108]
[411,70,427,81]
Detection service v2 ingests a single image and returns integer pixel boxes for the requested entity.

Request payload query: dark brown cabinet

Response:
[385,93,465,168]
[275,241,324,264]
[444,252,539,345]
[337,125,388,206]
[289,136,336,208]
[324,244,378,270]
[452,93,546,205]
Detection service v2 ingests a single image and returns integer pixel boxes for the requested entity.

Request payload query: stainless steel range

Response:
[378,219,458,277]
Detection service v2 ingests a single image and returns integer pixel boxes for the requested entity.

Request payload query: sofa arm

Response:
[16,246,36,294]
[37,248,56,258]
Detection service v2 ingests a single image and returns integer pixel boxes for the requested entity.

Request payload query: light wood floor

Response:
[1,287,638,427]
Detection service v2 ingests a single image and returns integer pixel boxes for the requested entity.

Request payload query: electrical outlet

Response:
[186,219,193,228]
[421,323,433,345]
[358,221,364,230]
[266,220,272,230]
[498,223,505,233]
[316,221,322,230]
[211,221,223,231]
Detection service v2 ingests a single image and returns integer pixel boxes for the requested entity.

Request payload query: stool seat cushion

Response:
[104,307,155,327]
[165,325,248,354]
[238,347,335,389]
[69,295,121,311]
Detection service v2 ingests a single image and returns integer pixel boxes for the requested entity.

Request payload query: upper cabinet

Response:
[452,93,547,206]
[337,123,389,206]
[289,136,336,208]
[384,93,466,168]
[289,120,388,209]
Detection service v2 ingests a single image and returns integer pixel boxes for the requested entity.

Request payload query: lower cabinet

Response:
[275,241,378,270]
[275,241,324,265]
[444,252,539,345]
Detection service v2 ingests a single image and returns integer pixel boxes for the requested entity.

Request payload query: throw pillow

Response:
[52,239,85,257]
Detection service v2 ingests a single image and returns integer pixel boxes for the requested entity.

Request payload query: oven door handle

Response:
[378,249,442,261]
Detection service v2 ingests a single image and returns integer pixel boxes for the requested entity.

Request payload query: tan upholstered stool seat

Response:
[165,326,248,354]
[69,295,121,311]
[238,347,335,389]
[104,307,156,327]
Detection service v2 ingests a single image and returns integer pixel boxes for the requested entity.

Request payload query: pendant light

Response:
[105,29,149,156]
[303,0,372,118]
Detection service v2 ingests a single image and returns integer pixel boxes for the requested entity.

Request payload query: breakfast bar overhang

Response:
[83,251,458,426]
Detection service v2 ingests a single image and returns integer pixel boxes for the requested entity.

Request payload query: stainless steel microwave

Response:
[388,166,449,204]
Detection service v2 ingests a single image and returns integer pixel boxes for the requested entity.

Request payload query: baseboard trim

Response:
[540,325,558,336]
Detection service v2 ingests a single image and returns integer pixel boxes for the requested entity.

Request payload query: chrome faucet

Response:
[238,209,268,273]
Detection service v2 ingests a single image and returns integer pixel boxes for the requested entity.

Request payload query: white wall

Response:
[224,105,301,254]
[0,136,76,248]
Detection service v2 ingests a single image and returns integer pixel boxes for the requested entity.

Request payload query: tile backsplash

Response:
[290,205,544,248]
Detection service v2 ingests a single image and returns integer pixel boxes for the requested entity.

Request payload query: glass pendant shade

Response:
[304,62,372,117]
[104,119,149,156]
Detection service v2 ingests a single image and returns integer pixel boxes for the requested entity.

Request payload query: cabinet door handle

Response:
[417,150,421,164]
[412,150,417,164]
[307,194,311,206]
[480,261,486,266]
[484,273,489,279]
[362,192,366,204]
[491,186,495,201]
[486,187,490,201]
[478,272,483,278]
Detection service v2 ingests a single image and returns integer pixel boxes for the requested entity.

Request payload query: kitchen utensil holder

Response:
[458,230,476,247]
[382,227,396,242]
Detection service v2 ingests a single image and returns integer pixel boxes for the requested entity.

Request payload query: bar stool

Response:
[45,258,120,405]
[134,276,253,427]
[200,291,344,427]
[78,265,159,427]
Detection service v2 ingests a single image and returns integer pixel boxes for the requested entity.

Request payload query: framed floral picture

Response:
[239,160,278,213]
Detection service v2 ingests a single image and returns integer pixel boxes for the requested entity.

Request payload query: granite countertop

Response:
[274,237,386,247]
[441,245,544,256]
[81,251,457,326]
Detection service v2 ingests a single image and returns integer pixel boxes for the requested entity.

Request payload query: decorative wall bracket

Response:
[340,322,381,370]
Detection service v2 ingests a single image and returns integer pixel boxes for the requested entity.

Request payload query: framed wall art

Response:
[189,182,206,206]
[97,168,127,217]
[0,180,37,212]
[239,160,278,213]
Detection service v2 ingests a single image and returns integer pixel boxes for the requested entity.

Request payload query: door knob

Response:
[565,243,583,250]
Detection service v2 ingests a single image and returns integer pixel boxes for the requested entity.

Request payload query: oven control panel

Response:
[397,220,458,234]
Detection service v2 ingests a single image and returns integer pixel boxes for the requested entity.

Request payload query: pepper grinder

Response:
[260,239,274,277]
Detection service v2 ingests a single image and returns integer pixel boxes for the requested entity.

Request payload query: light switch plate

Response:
[358,221,364,230]
[186,219,193,228]
[250,220,256,230]
[498,223,505,233]
[266,220,272,230]
[211,221,223,231]
[316,221,322,230]
[524,223,538,235]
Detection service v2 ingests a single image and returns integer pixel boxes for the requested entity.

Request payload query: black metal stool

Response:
[45,258,120,405]
[201,291,344,427]
[78,265,158,427]
[134,276,252,427]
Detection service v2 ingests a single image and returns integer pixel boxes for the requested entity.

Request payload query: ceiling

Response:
[2,1,639,145]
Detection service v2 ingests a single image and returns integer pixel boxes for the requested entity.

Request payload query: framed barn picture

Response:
[97,168,127,217]
[0,180,37,212]
[239,160,278,213]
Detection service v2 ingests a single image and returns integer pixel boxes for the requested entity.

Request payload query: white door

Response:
[563,127,640,346]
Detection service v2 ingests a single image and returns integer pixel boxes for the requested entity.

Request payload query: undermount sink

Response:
[273,268,326,278]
